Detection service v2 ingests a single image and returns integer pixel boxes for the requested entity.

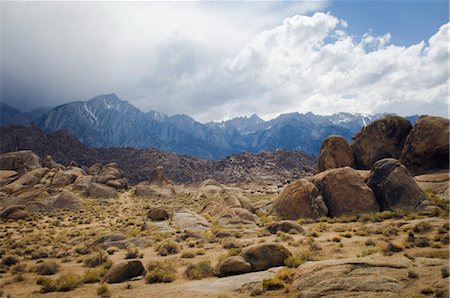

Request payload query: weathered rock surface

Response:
[50,190,82,210]
[215,256,252,277]
[96,162,128,189]
[134,166,175,198]
[147,206,171,221]
[1,167,49,194]
[316,135,355,173]
[0,150,41,175]
[351,116,412,169]
[292,256,412,298]
[266,220,305,234]
[172,208,211,232]
[308,167,379,217]
[102,260,145,283]
[400,115,449,175]
[272,179,328,219]
[202,195,258,227]
[0,205,29,220]
[367,158,427,211]
[86,182,117,198]
[240,243,292,271]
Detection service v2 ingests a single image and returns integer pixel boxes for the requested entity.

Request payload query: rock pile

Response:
[134,166,176,198]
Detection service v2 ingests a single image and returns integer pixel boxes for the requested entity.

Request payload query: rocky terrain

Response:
[0,114,448,298]
[0,126,315,184]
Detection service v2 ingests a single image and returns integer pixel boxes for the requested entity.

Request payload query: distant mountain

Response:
[0,103,52,126]
[0,126,315,184]
[1,94,418,159]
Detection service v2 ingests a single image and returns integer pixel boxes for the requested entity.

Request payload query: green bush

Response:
[285,251,314,268]
[84,250,109,267]
[35,261,61,275]
[145,260,176,283]
[96,284,111,297]
[156,240,180,256]
[184,260,213,280]
[83,268,104,283]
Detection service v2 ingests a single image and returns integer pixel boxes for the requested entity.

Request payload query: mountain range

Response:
[0,93,418,159]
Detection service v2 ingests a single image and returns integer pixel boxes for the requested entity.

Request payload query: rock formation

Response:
[316,135,355,173]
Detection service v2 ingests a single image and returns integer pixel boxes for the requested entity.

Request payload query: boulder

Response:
[51,190,82,210]
[0,170,18,186]
[202,195,258,227]
[316,135,355,173]
[366,158,427,211]
[86,182,117,198]
[171,208,211,232]
[1,167,49,194]
[102,260,145,283]
[51,167,84,187]
[41,155,65,170]
[215,256,252,277]
[308,167,379,217]
[88,163,103,176]
[147,206,171,221]
[0,150,41,175]
[351,116,412,169]
[134,166,175,198]
[266,220,305,234]
[96,163,127,189]
[0,205,29,220]
[240,243,292,271]
[292,256,411,297]
[272,179,328,219]
[400,115,449,175]
[72,175,94,192]
[91,234,127,248]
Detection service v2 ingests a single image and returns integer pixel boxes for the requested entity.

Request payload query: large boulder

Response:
[272,179,328,219]
[86,182,117,198]
[308,167,379,217]
[50,190,83,210]
[0,205,29,220]
[240,243,292,271]
[72,175,94,192]
[147,206,171,221]
[351,116,412,169]
[215,256,252,277]
[0,150,41,175]
[134,166,175,198]
[96,163,127,189]
[1,167,49,194]
[201,195,258,227]
[171,208,211,232]
[102,260,145,283]
[41,155,64,170]
[366,158,427,211]
[292,256,411,297]
[316,135,355,173]
[400,116,449,175]
[51,167,84,187]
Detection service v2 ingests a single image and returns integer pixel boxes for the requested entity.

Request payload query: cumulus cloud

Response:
[1,3,448,121]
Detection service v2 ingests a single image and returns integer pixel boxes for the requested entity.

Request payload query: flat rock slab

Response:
[415,172,449,183]
[183,266,283,294]
[172,208,211,232]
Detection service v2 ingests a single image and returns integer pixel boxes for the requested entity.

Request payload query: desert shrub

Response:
[441,267,449,278]
[181,251,196,259]
[82,268,104,283]
[412,222,433,233]
[37,272,81,293]
[106,247,118,255]
[408,270,419,278]
[145,260,176,283]
[96,284,111,297]
[84,250,109,267]
[262,278,285,290]
[285,251,313,268]
[30,248,49,259]
[184,260,213,280]
[365,238,376,246]
[332,235,342,242]
[412,250,449,259]
[1,255,19,267]
[74,246,91,255]
[340,231,352,238]
[156,240,180,256]
[360,246,381,257]
[10,263,27,274]
[124,247,140,259]
[381,226,400,236]
[35,261,61,275]
[380,241,403,256]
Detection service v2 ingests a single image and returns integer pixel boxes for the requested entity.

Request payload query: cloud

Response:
[1,3,448,121]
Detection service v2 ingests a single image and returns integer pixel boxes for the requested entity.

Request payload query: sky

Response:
[1,0,449,122]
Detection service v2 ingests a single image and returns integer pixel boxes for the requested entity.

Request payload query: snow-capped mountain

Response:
[1,94,418,159]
